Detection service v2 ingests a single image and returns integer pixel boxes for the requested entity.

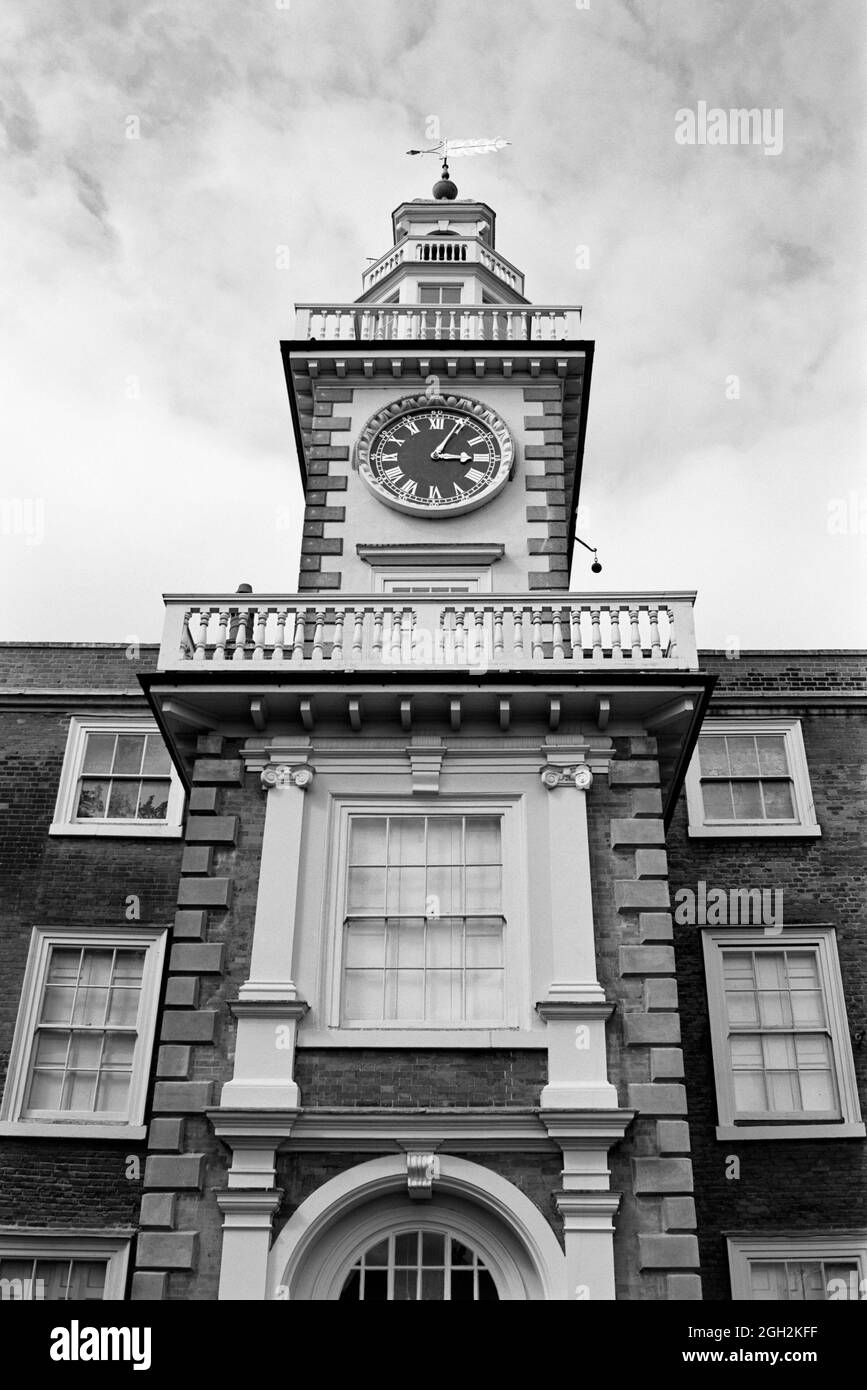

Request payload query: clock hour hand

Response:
[433,452,472,463]
[430,421,462,459]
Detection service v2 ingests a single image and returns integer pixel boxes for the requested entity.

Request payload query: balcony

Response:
[361,237,525,296]
[158,594,699,674]
[294,304,582,342]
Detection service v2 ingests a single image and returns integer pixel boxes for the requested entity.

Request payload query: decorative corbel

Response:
[406,1152,440,1200]
[540,763,594,791]
[260,765,315,793]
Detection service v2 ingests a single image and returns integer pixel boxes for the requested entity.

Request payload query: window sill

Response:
[689,824,821,839]
[716,1122,865,1142]
[49,823,183,839]
[300,1026,545,1048]
[0,1122,147,1141]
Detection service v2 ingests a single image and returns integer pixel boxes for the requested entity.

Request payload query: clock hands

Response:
[430,420,463,459]
[434,452,473,463]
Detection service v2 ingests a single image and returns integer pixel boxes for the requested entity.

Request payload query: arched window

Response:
[339,1229,499,1301]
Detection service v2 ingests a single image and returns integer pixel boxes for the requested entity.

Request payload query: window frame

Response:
[323,796,527,1035]
[375,568,492,595]
[0,1229,132,1300]
[684,717,820,838]
[702,925,865,1140]
[50,716,184,838]
[417,283,464,305]
[0,924,167,1140]
[727,1232,867,1301]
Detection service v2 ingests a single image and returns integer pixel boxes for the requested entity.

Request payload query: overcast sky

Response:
[1,0,864,649]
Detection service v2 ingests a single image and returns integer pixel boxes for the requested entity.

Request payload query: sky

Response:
[1,0,864,649]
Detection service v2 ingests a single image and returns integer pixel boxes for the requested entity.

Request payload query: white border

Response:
[319,794,529,1037]
[0,1228,133,1300]
[727,1232,867,1300]
[49,716,184,838]
[0,924,167,1138]
[685,717,820,838]
[702,925,865,1140]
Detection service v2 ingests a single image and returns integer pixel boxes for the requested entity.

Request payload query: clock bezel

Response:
[352,392,517,517]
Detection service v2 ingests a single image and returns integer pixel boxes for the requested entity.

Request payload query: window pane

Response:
[390,817,426,864]
[343,972,381,1020]
[94,1071,132,1112]
[364,1240,389,1267]
[141,735,171,776]
[347,867,386,913]
[137,781,170,820]
[702,781,734,819]
[761,781,795,819]
[698,735,729,777]
[732,781,763,819]
[113,735,145,774]
[385,968,423,1021]
[466,920,503,968]
[728,736,759,775]
[466,969,504,1021]
[27,1069,64,1110]
[40,986,75,1024]
[349,819,387,865]
[441,286,462,303]
[81,734,115,774]
[466,864,501,913]
[425,970,457,1023]
[387,865,425,915]
[395,921,425,968]
[426,817,462,864]
[75,780,108,819]
[427,864,462,916]
[345,922,385,968]
[756,736,789,776]
[106,782,138,820]
[465,817,501,864]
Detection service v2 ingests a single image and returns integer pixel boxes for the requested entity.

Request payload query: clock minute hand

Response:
[430,421,462,459]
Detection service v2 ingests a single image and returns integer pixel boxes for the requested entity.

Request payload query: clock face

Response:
[355,395,515,516]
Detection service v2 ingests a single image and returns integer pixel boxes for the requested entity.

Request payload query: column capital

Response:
[541,762,593,791]
[260,764,315,792]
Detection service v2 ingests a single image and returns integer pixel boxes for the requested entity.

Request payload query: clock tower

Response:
[283,167,591,597]
[145,168,711,1303]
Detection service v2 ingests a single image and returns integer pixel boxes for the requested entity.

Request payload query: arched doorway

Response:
[267,1154,567,1301]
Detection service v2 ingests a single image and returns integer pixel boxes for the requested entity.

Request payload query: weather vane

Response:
[407,136,512,170]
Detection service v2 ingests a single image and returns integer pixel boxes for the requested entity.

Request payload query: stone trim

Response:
[610,736,702,1298]
[131,732,236,1300]
[296,384,355,591]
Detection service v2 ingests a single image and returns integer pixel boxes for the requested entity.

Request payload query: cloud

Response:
[0,0,864,646]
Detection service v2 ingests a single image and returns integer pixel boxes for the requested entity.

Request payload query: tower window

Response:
[339,1230,499,1301]
[418,285,462,304]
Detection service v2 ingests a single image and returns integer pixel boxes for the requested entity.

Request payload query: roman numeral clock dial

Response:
[354,394,516,517]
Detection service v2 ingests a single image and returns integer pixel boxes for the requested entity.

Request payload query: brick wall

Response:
[0,645,183,1260]
[668,651,867,1299]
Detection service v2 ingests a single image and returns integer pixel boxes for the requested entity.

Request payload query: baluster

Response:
[490,310,499,341]
[434,310,443,338]
[532,311,542,340]
[213,609,229,662]
[568,605,582,660]
[194,608,209,661]
[252,608,267,661]
[666,606,678,662]
[273,609,288,662]
[231,610,248,662]
[629,606,642,660]
[440,608,454,666]
[374,312,385,341]
[454,608,467,664]
[493,608,504,663]
[591,607,603,661]
[401,607,413,663]
[372,607,384,661]
[351,607,364,663]
[391,609,404,663]
[290,609,306,663]
[649,606,662,660]
[311,608,326,662]
[505,311,514,341]
[471,606,486,667]
[548,311,557,340]
[552,606,565,661]
[447,310,456,339]
[512,606,525,661]
[531,606,544,661]
[331,607,345,664]
[610,607,624,662]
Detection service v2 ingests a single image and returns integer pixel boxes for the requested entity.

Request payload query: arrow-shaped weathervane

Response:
[407,136,512,159]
